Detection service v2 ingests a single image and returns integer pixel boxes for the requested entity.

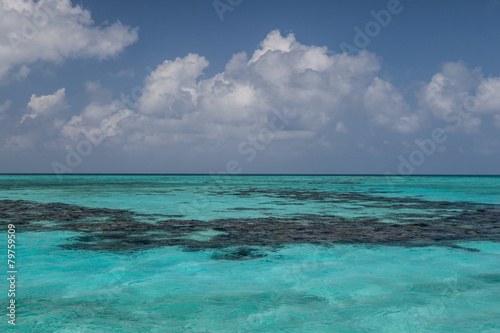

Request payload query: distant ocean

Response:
[1,175,500,332]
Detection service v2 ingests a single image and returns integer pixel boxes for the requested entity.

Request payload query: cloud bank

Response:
[3,28,500,172]
[60,30,419,154]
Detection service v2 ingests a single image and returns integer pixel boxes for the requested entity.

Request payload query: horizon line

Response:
[0,173,499,177]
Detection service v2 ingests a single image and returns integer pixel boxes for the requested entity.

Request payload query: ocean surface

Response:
[1,175,500,332]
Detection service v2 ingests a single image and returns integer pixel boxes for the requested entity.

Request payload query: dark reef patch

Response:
[211,247,267,260]
[229,188,462,208]
[1,199,500,256]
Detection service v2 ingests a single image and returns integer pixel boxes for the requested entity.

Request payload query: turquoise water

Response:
[1,175,500,332]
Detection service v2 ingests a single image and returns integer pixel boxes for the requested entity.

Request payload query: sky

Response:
[1,0,500,174]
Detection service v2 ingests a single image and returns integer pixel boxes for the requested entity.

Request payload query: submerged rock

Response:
[211,247,267,260]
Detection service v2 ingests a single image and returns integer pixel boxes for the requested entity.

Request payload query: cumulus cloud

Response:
[138,53,208,116]
[61,82,133,142]
[363,77,418,133]
[62,108,133,142]
[418,62,481,119]
[0,99,12,113]
[418,61,500,134]
[4,26,500,172]
[41,32,500,162]
[21,87,67,123]
[132,29,419,150]
[475,77,500,114]
[0,0,138,79]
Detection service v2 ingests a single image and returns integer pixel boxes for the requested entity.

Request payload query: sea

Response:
[1,174,499,332]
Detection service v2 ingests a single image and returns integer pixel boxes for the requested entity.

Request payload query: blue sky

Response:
[1,0,500,174]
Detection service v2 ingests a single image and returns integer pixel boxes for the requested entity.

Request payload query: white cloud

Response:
[4,27,500,170]
[21,87,67,123]
[138,53,208,116]
[62,108,133,142]
[418,61,500,134]
[116,68,135,78]
[0,0,138,79]
[27,87,66,114]
[0,99,12,113]
[14,65,31,80]
[475,77,500,114]
[61,82,133,142]
[418,63,471,119]
[249,30,296,63]
[133,29,417,149]
[363,77,418,133]
[36,31,500,161]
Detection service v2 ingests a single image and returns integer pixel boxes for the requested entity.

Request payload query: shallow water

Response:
[1,175,500,332]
